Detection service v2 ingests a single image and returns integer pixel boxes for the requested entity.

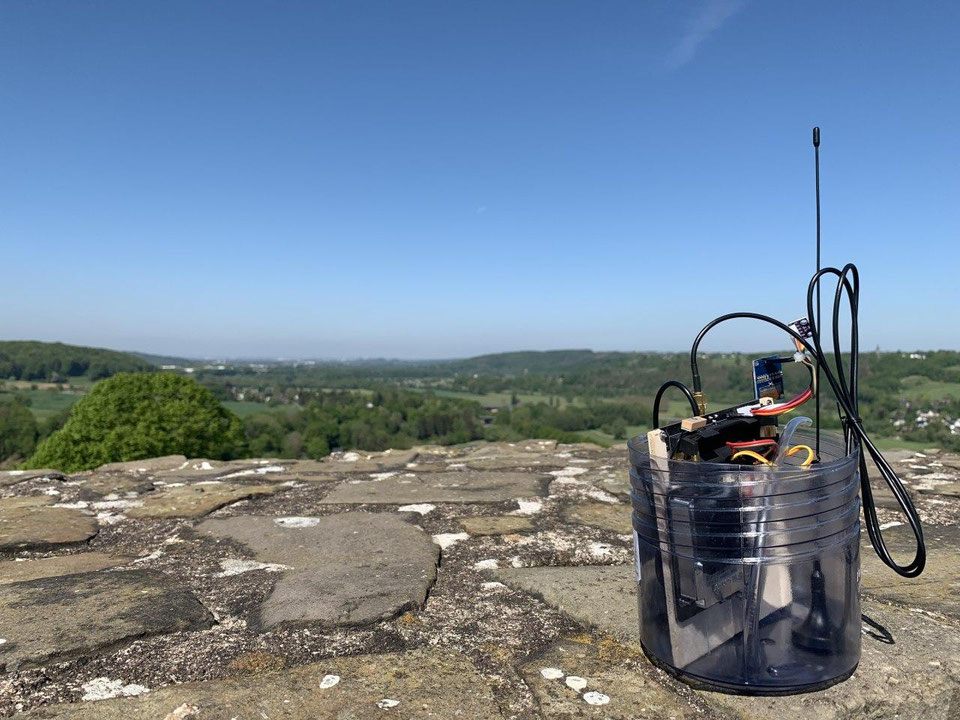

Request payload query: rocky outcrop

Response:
[0,443,957,718]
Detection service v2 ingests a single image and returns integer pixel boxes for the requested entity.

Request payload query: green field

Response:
[223,400,276,417]
[900,376,960,402]
[3,389,81,420]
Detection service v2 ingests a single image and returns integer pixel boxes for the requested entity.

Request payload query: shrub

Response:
[25,373,244,471]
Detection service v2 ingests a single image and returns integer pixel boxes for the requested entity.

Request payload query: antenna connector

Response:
[693,391,707,415]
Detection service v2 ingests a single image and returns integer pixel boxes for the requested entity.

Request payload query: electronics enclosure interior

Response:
[628,430,861,694]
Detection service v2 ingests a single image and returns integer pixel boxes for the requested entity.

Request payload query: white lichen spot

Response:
[583,691,609,705]
[586,489,619,504]
[550,467,589,478]
[133,550,163,564]
[96,512,126,525]
[91,498,143,511]
[540,667,564,679]
[216,559,290,577]
[81,677,150,701]
[377,698,399,709]
[218,469,256,479]
[589,542,614,559]
[432,532,469,549]
[318,674,340,689]
[397,503,435,515]
[164,703,198,719]
[565,676,587,691]
[274,516,320,528]
[513,499,543,515]
[481,581,507,591]
[473,559,499,570]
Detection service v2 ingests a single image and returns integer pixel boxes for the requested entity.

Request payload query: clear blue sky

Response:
[2,1,957,359]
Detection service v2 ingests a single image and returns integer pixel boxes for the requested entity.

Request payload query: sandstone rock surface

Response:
[196,512,439,628]
[0,497,97,551]
[0,552,131,585]
[1,442,957,720]
[127,482,278,519]
[19,649,502,719]
[320,470,548,504]
[0,569,212,670]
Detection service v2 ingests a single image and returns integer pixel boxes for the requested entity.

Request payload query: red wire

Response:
[751,387,813,416]
[726,439,779,457]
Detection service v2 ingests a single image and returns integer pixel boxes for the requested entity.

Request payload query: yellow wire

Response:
[787,444,815,467]
[731,450,772,466]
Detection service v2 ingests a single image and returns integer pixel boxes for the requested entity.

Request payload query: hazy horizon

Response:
[4,337,949,364]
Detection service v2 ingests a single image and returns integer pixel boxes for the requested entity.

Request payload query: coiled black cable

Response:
[652,380,699,428]
[806,263,925,577]
[686,264,925,577]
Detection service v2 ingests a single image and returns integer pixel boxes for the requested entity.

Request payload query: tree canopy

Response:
[25,373,244,471]
[0,341,153,382]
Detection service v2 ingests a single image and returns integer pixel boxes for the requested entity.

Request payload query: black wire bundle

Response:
[805,263,925,577]
[652,380,700,428]
[682,263,925,577]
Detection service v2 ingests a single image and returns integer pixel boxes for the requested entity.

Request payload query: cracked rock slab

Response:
[563,501,633,535]
[499,564,960,720]
[196,512,439,629]
[459,515,535,535]
[701,602,960,720]
[0,552,132,585]
[861,524,960,621]
[0,568,212,671]
[126,482,279,519]
[0,497,98,551]
[521,637,704,719]
[20,649,502,719]
[295,448,420,474]
[96,455,188,473]
[0,469,65,487]
[319,471,549,504]
[465,453,569,471]
[496,565,640,642]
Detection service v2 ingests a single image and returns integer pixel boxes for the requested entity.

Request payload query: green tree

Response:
[0,399,39,465]
[24,373,245,471]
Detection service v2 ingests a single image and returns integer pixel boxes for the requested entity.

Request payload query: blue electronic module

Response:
[752,355,784,400]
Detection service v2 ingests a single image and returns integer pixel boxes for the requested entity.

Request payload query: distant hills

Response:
[0,341,154,382]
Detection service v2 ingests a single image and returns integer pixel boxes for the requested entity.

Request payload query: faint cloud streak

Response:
[666,0,746,69]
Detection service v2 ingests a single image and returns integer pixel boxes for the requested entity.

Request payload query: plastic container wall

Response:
[628,430,861,694]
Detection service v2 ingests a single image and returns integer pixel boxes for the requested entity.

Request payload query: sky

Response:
[1,1,958,359]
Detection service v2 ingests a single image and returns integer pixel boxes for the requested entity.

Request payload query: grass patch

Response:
[223,401,275,417]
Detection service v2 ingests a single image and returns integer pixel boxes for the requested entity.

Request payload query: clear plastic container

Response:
[628,430,862,694]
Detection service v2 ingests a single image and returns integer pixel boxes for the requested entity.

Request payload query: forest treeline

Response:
[3,343,960,468]
[0,341,153,381]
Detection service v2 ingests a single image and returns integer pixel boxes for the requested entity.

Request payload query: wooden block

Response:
[760,424,778,438]
[680,416,707,431]
[647,429,668,458]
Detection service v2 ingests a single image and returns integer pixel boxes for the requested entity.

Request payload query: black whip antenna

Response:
[813,127,821,458]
